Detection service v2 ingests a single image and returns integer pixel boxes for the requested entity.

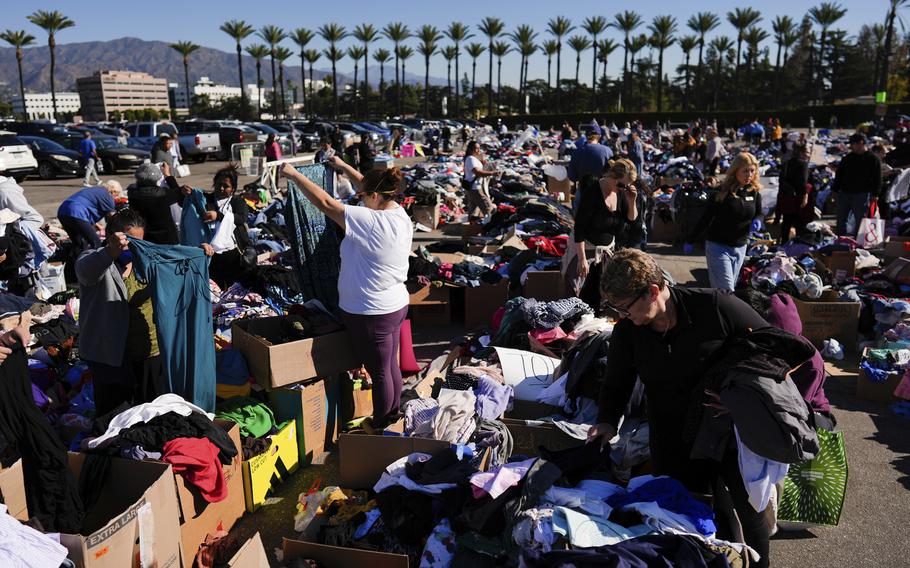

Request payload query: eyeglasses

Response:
[603,287,650,317]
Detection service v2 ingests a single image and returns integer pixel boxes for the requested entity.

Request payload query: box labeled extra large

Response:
[232,317,360,388]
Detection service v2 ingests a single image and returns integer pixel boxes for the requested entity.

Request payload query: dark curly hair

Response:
[213,163,239,194]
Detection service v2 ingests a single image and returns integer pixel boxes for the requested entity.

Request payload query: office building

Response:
[76,70,170,121]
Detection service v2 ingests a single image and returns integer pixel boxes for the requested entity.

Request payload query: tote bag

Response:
[857,201,884,249]
[777,427,848,528]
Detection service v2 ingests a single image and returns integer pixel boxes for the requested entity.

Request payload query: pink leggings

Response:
[341,305,409,424]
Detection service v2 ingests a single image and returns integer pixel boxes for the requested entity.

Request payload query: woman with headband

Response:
[282,157,412,428]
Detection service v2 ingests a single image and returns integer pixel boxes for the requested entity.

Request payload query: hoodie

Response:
[765,293,832,413]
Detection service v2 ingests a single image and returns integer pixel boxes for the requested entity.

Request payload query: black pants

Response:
[60,215,101,283]
[209,248,244,290]
[87,356,164,417]
[779,212,806,244]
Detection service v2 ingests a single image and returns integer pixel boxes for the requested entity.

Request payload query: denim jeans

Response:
[835,192,869,236]
[705,240,747,291]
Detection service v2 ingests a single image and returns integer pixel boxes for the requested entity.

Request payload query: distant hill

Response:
[0,36,446,93]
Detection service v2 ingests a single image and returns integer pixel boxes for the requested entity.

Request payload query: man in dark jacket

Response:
[833,133,881,236]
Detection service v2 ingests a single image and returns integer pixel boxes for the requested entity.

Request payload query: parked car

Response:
[18,136,81,180]
[126,121,219,163]
[246,122,292,154]
[0,131,38,182]
[0,120,69,138]
[174,121,222,162]
[217,124,261,160]
[266,121,318,152]
[337,122,381,146]
[123,121,179,150]
[295,120,359,148]
[50,133,148,174]
[355,121,391,141]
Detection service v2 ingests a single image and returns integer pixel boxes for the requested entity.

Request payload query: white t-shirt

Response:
[338,204,413,315]
[464,155,483,187]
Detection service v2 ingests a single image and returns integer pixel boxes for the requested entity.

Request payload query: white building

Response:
[169,77,270,110]
[12,92,81,120]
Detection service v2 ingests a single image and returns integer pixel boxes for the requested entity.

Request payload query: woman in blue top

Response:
[58,181,121,282]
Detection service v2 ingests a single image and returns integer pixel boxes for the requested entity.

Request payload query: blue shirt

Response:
[78,138,97,161]
[567,142,614,182]
[57,187,115,224]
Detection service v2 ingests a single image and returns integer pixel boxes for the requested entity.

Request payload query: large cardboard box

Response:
[0,459,27,521]
[818,250,856,281]
[464,279,509,329]
[171,420,245,567]
[857,349,903,403]
[228,532,269,567]
[502,418,584,457]
[412,204,441,230]
[408,283,452,326]
[231,317,360,388]
[793,298,861,351]
[339,375,374,424]
[241,420,300,512]
[524,270,565,302]
[884,236,910,261]
[546,174,572,200]
[60,454,182,568]
[337,426,451,489]
[270,376,340,464]
[283,538,409,568]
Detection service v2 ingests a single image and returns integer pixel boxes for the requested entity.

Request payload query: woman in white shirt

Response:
[281,158,413,427]
[462,141,497,219]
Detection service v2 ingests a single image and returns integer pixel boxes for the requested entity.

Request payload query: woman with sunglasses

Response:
[281,157,412,428]
[588,248,773,568]
[570,158,643,300]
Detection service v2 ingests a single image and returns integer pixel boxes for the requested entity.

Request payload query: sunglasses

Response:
[603,287,650,317]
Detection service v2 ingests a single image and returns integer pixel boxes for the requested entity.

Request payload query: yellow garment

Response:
[124,272,158,360]
[216,382,252,399]
[772,126,783,141]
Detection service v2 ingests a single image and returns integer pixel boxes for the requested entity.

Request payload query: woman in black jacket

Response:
[777,144,811,243]
[201,164,250,289]
[126,161,189,245]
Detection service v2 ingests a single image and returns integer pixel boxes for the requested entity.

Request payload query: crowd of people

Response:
[0,110,906,566]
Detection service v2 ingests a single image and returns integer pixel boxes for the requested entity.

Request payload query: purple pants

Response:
[341,305,409,424]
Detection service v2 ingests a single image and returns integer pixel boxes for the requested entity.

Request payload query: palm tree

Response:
[679,35,698,109]
[879,0,909,96]
[709,35,734,109]
[303,49,321,116]
[519,41,537,111]
[318,23,348,118]
[771,16,795,107]
[547,16,574,112]
[726,8,762,91]
[687,12,720,109]
[347,46,366,117]
[509,25,537,106]
[783,28,800,66]
[416,25,441,117]
[809,2,847,102]
[0,30,36,122]
[26,10,74,122]
[567,36,591,88]
[169,41,201,111]
[245,44,269,118]
[441,46,458,107]
[383,23,410,115]
[743,26,769,108]
[478,18,505,117]
[397,45,414,113]
[291,28,315,118]
[445,22,472,117]
[373,48,392,117]
[582,16,608,103]
[597,39,619,109]
[466,42,485,117]
[542,39,559,107]
[275,46,293,117]
[258,25,287,117]
[353,24,379,117]
[648,16,677,113]
[491,41,511,113]
[613,11,642,111]
[870,24,886,93]
[220,20,255,119]
[628,34,649,110]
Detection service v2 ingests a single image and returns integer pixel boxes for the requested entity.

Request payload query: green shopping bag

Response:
[778,428,848,527]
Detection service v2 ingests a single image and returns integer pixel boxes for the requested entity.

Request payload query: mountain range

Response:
[0,37,448,94]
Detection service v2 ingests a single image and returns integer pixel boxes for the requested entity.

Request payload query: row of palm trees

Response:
[2,4,909,122]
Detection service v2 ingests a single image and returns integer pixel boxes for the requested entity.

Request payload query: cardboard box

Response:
[337,427,452,489]
[883,257,910,285]
[0,459,27,521]
[412,204,441,230]
[546,174,572,199]
[242,420,300,512]
[228,532,269,567]
[464,279,509,329]
[818,251,856,281]
[283,538,409,568]
[857,349,903,403]
[231,317,360,388]
[408,283,452,326]
[172,420,245,566]
[339,376,374,424]
[461,223,485,241]
[60,454,182,568]
[270,376,340,464]
[794,298,861,351]
[523,270,565,302]
[502,418,585,457]
[884,236,910,261]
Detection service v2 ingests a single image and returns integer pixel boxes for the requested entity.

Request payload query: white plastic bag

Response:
[34,262,66,301]
[856,201,884,249]
[175,164,191,178]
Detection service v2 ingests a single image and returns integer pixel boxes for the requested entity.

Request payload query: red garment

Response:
[523,235,569,257]
[162,438,227,503]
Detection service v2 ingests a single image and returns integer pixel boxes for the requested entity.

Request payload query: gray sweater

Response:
[76,247,129,367]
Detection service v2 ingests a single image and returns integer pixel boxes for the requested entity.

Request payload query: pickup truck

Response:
[124,121,221,163]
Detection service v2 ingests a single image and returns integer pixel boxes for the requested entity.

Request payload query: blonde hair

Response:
[102,180,123,197]
[717,151,761,201]
[603,158,638,183]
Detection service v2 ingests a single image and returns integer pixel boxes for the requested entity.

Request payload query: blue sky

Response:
[5,1,884,86]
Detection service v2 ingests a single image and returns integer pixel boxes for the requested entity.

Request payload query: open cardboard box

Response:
[793,297,860,352]
[408,282,452,326]
[464,279,509,329]
[856,347,903,404]
[523,270,565,302]
[227,532,270,567]
[242,420,300,512]
[270,376,340,465]
[0,459,27,521]
[231,317,360,388]
[504,399,584,457]
[412,203,441,230]
[60,453,182,568]
[884,236,910,261]
[283,538,409,568]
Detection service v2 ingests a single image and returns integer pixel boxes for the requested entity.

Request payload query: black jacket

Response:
[573,177,643,248]
[779,158,809,197]
[126,176,184,245]
[832,152,882,195]
[687,188,762,247]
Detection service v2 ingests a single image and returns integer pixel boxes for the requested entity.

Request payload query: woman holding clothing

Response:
[685,152,763,291]
[281,157,412,427]
[201,164,251,289]
[462,141,497,219]
[776,144,811,243]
